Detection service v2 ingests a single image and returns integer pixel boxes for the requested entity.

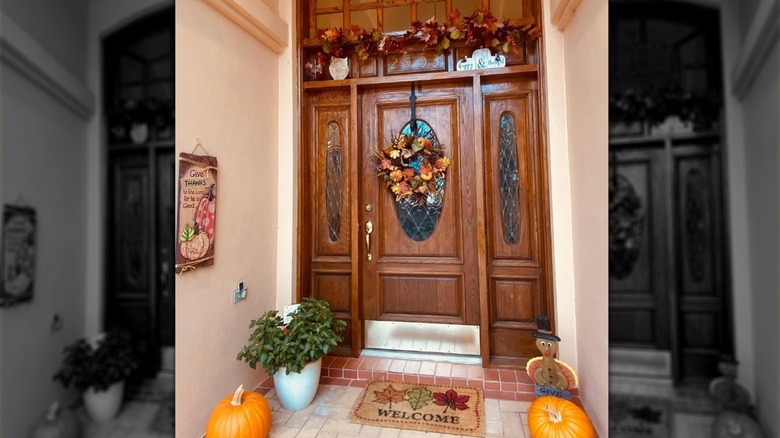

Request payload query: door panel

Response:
[673,142,729,381]
[304,89,354,352]
[482,78,553,364]
[107,151,155,374]
[360,84,480,325]
[608,146,669,349]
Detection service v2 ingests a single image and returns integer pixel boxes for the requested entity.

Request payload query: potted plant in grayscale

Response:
[237,297,346,411]
[53,330,140,422]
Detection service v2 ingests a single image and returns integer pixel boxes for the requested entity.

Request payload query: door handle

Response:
[365,220,373,261]
[160,261,170,298]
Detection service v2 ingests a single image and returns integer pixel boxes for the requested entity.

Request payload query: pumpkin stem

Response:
[231,384,245,407]
[46,401,60,421]
[545,404,563,423]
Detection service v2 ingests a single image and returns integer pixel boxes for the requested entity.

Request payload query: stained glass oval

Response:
[395,119,445,242]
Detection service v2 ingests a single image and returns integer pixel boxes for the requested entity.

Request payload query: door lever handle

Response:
[365,220,373,261]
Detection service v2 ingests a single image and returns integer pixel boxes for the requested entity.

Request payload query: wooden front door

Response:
[360,84,480,326]
[609,134,733,382]
[106,148,175,375]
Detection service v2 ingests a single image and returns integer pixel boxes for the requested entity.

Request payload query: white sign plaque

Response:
[456,48,506,71]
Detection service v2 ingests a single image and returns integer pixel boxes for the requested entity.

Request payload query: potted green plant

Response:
[237,297,346,411]
[53,330,140,423]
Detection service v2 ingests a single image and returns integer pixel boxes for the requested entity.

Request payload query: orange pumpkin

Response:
[206,385,272,438]
[528,396,596,438]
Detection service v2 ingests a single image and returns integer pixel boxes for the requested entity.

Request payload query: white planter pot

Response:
[273,358,322,411]
[83,380,125,423]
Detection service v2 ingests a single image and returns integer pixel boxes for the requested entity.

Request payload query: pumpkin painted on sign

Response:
[195,183,216,245]
[179,222,210,260]
[206,384,272,438]
[527,396,596,438]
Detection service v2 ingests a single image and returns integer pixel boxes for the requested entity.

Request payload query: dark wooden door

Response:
[672,140,731,382]
[609,135,732,383]
[106,148,174,375]
[609,146,670,349]
[360,84,480,325]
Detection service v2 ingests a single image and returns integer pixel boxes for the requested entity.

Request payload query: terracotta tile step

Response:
[315,354,579,402]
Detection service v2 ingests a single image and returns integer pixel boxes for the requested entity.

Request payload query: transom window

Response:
[305,0,529,40]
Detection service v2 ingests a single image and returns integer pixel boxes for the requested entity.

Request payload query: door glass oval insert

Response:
[499,112,521,245]
[325,121,343,242]
[394,120,446,242]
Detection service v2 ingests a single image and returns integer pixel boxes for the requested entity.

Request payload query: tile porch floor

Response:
[256,354,584,437]
[264,384,532,437]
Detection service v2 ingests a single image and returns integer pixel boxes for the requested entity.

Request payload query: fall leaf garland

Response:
[316,8,541,63]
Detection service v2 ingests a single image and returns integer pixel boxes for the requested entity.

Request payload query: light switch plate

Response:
[233,282,247,303]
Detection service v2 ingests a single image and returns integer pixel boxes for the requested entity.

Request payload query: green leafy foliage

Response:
[180,223,194,242]
[53,330,141,392]
[236,297,347,376]
[406,387,434,411]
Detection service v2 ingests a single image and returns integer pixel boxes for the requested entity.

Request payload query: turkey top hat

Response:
[531,315,561,342]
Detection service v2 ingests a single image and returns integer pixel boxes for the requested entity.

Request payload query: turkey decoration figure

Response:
[526,315,578,400]
[176,152,218,273]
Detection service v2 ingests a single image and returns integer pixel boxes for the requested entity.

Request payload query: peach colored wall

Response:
[561,0,609,435]
[542,0,608,434]
[176,0,286,435]
[541,0,579,372]
[276,0,297,309]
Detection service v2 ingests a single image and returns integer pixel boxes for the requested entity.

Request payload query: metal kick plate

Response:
[365,320,481,356]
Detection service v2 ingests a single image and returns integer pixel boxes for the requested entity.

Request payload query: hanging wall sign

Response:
[1,205,36,306]
[175,152,217,273]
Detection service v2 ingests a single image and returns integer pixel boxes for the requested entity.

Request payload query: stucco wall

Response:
[562,0,609,435]
[176,0,285,435]
[541,0,608,434]
[741,42,778,437]
[2,0,88,80]
[1,4,89,436]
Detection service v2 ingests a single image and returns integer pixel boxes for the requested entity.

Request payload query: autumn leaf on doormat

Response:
[433,389,471,413]
[373,385,408,409]
[406,387,434,411]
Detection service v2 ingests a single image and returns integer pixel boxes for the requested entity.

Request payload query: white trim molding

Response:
[202,0,289,53]
[1,13,95,119]
[731,0,779,100]
[551,0,583,31]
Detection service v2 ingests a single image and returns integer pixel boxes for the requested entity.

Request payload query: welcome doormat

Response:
[350,380,485,437]
[609,395,671,437]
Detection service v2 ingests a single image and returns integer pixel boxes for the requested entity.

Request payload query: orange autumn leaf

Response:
[373,385,407,409]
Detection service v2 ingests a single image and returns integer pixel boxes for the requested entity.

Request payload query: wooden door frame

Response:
[297,74,555,367]
[294,1,554,368]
